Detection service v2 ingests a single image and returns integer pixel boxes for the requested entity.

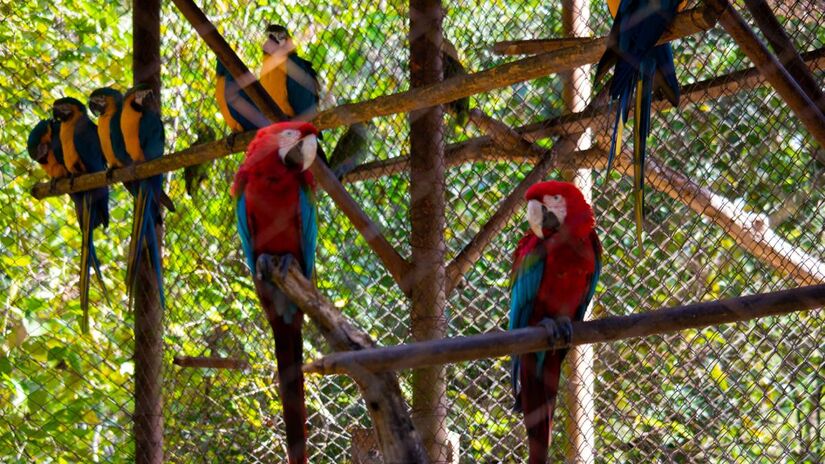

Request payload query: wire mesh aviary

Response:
[1,0,823,462]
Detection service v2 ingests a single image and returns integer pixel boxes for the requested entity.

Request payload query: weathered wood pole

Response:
[409,0,450,462]
[560,0,596,462]
[133,0,164,462]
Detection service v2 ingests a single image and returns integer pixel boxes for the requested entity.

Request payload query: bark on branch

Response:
[304,284,825,375]
[267,257,427,463]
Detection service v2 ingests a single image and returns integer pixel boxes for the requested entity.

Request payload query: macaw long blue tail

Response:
[634,60,656,250]
[126,178,166,310]
[76,193,109,333]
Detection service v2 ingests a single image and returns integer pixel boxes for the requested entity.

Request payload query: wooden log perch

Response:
[345,46,825,184]
[745,0,825,115]
[491,6,716,56]
[172,356,249,370]
[709,0,825,150]
[304,283,825,375]
[266,256,426,463]
[310,6,718,131]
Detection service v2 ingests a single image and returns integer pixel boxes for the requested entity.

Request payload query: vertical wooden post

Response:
[409,0,449,462]
[560,1,596,463]
[133,0,164,462]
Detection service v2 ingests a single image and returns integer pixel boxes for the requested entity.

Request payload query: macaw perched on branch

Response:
[232,121,319,464]
[595,0,685,247]
[27,118,68,181]
[216,59,270,132]
[508,181,601,464]
[88,87,132,186]
[120,84,171,310]
[52,98,111,332]
[261,25,320,122]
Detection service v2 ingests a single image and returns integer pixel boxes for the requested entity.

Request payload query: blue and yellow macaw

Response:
[595,0,685,247]
[216,59,270,132]
[260,25,320,122]
[120,84,169,309]
[89,87,136,195]
[52,98,110,332]
[27,118,69,181]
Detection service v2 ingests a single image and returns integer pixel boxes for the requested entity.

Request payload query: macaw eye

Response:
[279,129,301,146]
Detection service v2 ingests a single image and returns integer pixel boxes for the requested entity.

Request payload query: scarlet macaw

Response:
[120,84,169,309]
[595,0,684,246]
[88,87,132,184]
[509,181,601,464]
[232,121,319,464]
[52,98,111,332]
[27,118,69,181]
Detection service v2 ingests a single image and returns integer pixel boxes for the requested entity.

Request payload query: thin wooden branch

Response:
[617,150,825,286]
[170,0,412,293]
[745,0,825,115]
[491,6,715,56]
[304,283,825,375]
[172,356,249,370]
[709,0,825,150]
[310,6,718,131]
[266,257,426,463]
[344,46,825,184]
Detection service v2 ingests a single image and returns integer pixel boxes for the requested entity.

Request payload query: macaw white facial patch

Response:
[542,194,567,225]
[277,129,302,161]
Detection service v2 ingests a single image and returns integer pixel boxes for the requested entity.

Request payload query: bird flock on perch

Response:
[25,1,688,461]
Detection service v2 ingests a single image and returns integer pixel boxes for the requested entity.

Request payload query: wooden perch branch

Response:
[745,0,825,115]
[310,6,718,131]
[345,46,825,184]
[172,356,249,370]
[267,257,426,463]
[709,0,825,150]
[491,6,716,56]
[171,0,412,293]
[304,283,825,375]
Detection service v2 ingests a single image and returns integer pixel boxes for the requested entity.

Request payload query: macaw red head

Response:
[525,180,594,239]
[232,121,319,196]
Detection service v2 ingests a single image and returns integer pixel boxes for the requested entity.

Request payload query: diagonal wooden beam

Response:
[744,0,825,115]
[169,0,412,293]
[708,0,825,150]
[310,6,718,131]
[491,6,716,56]
[304,284,825,375]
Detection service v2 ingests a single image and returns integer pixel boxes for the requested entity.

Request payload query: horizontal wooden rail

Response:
[304,284,825,375]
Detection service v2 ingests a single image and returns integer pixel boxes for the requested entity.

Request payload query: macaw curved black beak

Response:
[52,105,72,122]
[542,207,560,232]
[35,143,50,163]
[282,134,318,171]
[88,96,106,116]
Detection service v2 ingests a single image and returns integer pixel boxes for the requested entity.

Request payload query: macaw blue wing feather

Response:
[299,184,317,280]
[508,243,545,405]
[235,193,256,273]
[286,54,320,120]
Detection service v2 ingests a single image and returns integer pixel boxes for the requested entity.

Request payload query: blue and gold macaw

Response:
[120,84,169,309]
[89,87,134,192]
[27,118,69,181]
[216,59,270,132]
[595,0,685,247]
[52,98,110,332]
[260,25,320,122]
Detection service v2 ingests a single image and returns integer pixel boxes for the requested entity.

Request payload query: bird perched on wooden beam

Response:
[508,181,601,464]
[595,0,685,248]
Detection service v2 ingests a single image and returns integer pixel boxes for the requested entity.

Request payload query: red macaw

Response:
[508,181,601,464]
[232,121,318,464]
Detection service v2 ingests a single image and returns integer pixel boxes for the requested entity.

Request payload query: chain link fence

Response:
[1,0,823,462]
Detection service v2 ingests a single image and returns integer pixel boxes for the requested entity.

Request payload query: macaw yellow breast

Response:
[121,95,145,162]
[60,114,84,174]
[98,102,121,167]
[216,75,243,132]
[45,152,69,178]
[260,55,295,117]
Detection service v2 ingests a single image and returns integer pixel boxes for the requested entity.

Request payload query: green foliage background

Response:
[1,0,823,462]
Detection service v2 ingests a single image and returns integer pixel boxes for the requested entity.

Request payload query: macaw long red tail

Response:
[254,278,307,464]
[520,351,565,464]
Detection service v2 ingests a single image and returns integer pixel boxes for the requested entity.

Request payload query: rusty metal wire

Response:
[1,0,823,462]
